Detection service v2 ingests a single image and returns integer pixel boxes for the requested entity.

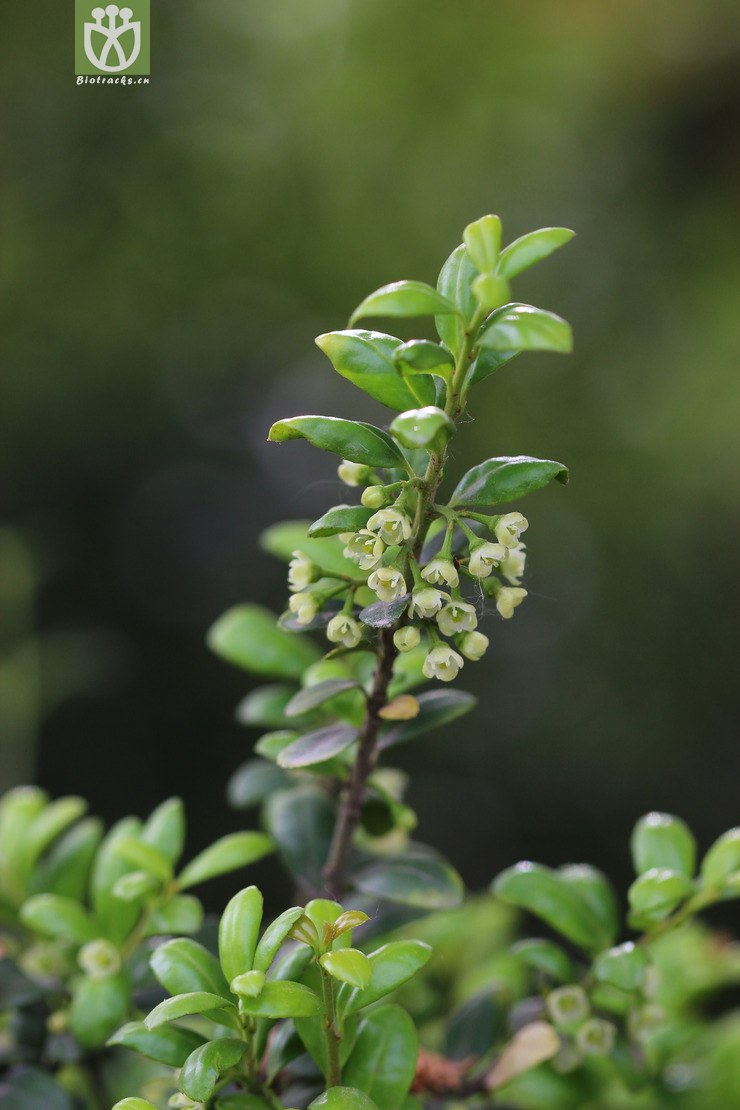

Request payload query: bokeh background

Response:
[2,0,740,910]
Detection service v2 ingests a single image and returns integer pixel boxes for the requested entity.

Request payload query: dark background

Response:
[2,0,740,910]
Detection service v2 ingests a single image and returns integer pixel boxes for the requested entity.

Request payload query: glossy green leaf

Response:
[463,214,502,273]
[112,869,160,901]
[593,942,649,993]
[352,847,464,909]
[19,893,97,944]
[254,730,301,761]
[207,605,320,679]
[227,759,290,810]
[309,504,374,538]
[268,416,408,470]
[146,894,203,936]
[321,948,372,989]
[393,339,454,380]
[219,886,263,981]
[264,787,336,889]
[89,816,144,944]
[631,812,696,879]
[177,832,274,890]
[315,330,434,410]
[144,991,237,1030]
[497,227,575,279]
[253,906,304,973]
[309,1089,380,1110]
[30,816,103,901]
[389,406,454,450]
[701,827,740,888]
[338,939,433,1016]
[444,991,502,1060]
[466,347,519,388]
[261,522,361,579]
[216,1097,274,1110]
[450,455,569,508]
[236,980,323,1018]
[378,689,476,750]
[142,796,186,865]
[478,303,572,353]
[343,1005,417,1106]
[180,1037,246,1102]
[3,1068,75,1109]
[436,243,476,357]
[627,868,694,928]
[114,837,172,882]
[558,865,619,948]
[285,679,362,717]
[23,796,87,873]
[358,594,410,628]
[511,938,576,983]
[493,862,614,952]
[237,689,297,730]
[108,1019,206,1067]
[69,971,130,1048]
[277,724,359,770]
[350,281,459,327]
[151,937,230,998]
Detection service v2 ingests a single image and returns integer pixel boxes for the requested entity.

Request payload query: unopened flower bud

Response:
[78,939,122,981]
[288,550,315,592]
[421,558,459,589]
[394,626,421,652]
[576,1017,616,1056]
[422,644,464,683]
[546,986,590,1029]
[437,600,477,637]
[496,586,528,619]
[368,566,407,602]
[500,543,526,585]
[338,460,370,487]
[344,529,385,570]
[495,511,528,548]
[409,586,448,619]
[326,613,362,649]
[468,541,507,578]
[289,592,318,625]
[367,507,413,545]
[460,630,489,661]
[361,485,390,509]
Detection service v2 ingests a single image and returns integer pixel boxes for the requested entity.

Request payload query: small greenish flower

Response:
[344,528,385,570]
[288,550,314,592]
[326,613,362,648]
[19,942,68,984]
[368,566,407,602]
[78,939,122,981]
[500,543,526,585]
[338,460,370,486]
[437,600,477,637]
[459,630,489,661]
[361,485,390,509]
[394,625,421,652]
[422,644,464,682]
[367,507,413,546]
[495,511,529,548]
[289,592,318,625]
[496,586,528,619]
[576,1017,617,1056]
[409,586,448,619]
[468,540,507,578]
[421,558,459,589]
[546,985,590,1028]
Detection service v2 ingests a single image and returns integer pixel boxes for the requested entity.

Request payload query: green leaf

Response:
[69,971,130,1048]
[264,787,336,889]
[23,796,87,873]
[389,406,454,450]
[309,505,374,538]
[237,688,298,729]
[146,894,203,936]
[151,937,230,998]
[309,1089,380,1110]
[436,244,477,357]
[3,1068,75,1110]
[113,870,160,901]
[142,796,186,865]
[177,832,274,890]
[254,730,301,761]
[631,812,696,879]
[627,868,694,929]
[277,725,360,769]
[237,980,323,1018]
[219,886,263,981]
[261,522,361,578]
[350,281,459,327]
[478,303,572,353]
[112,1101,159,1110]
[286,679,362,717]
[207,605,320,680]
[268,416,408,470]
[378,689,476,750]
[253,906,304,973]
[497,227,575,279]
[19,893,97,944]
[114,837,172,882]
[466,348,519,388]
[30,816,103,901]
[144,991,237,1030]
[227,759,290,810]
[463,215,502,273]
[493,862,614,953]
[180,1037,246,1102]
[90,816,143,944]
[108,1019,206,1067]
[444,991,502,1061]
[393,339,454,380]
[592,942,649,993]
[701,827,740,888]
[352,847,464,909]
[343,1004,417,1108]
[358,594,410,628]
[321,949,372,989]
[315,330,434,411]
[339,939,431,1016]
[216,1096,274,1110]
[557,865,619,948]
[450,455,569,508]
[511,939,576,983]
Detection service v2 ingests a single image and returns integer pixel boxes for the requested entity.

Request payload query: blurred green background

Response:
[2,0,740,907]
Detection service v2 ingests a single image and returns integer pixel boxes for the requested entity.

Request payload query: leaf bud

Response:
[231,969,266,999]
[472,272,511,312]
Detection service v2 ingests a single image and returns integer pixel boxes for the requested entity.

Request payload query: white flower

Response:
[437,600,478,637]
[500,543,526,585]
[368,566,407,602]
[77,939,121,981]
[288,550,314,592]
[326,613,362,648]
[460,630,489,661]
[393,626,421,652]
[468,541,507,578]
[367,507,413,546]
[421,558,459,588]
[422,644,464,682]
[496,586,527,619]
[338,460,369,487]
[343,529,385,570]
[288,592,318,625]
[495,512,528,548]
[409,587,448,619]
